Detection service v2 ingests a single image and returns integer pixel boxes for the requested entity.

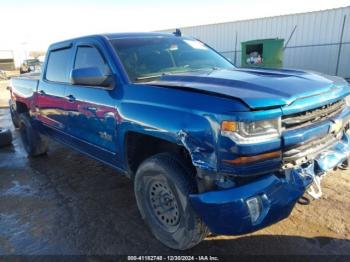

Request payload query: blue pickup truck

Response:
[9,32,350,250]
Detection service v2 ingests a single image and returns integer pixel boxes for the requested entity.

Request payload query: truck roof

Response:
[48,32,176,50]
[104,32,175,39]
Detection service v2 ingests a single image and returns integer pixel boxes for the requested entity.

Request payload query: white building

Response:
[160,6,350,79]
[0,43,39,70]
[0,50,15,70]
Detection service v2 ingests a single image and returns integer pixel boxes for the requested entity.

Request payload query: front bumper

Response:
[189,133,350,235]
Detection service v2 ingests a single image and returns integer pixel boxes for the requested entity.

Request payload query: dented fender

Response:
[117,84,242,171]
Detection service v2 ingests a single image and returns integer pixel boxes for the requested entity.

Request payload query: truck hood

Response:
[147,68,350,110]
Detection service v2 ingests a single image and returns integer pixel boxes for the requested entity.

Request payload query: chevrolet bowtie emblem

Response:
[329,119,343,134]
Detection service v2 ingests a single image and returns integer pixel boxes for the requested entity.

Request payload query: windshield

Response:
[110,36,235,82]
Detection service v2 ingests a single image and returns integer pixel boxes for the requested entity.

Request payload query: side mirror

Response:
[70,67,113,88]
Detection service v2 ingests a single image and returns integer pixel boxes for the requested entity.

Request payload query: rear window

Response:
[45,48,72,83]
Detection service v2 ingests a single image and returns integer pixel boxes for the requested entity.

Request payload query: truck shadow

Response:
[0,128,349,255]
[196,234,350,255]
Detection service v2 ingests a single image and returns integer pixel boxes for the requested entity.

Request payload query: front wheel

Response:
[134,153,209,250]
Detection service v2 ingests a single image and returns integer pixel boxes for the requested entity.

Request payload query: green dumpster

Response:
[241,38,284,68]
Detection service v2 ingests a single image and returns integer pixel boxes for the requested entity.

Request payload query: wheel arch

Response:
[14,100,30,114]
[124,131,196,178]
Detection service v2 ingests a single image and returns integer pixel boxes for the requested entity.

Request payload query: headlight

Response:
[221,118,281,144]
[345,95,350,106]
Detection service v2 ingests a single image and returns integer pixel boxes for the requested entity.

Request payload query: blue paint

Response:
[190,174,301,234]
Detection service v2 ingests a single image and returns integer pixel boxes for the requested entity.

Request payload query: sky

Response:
[0,0,349,53]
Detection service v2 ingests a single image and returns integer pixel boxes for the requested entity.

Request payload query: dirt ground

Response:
[0,108,349,256]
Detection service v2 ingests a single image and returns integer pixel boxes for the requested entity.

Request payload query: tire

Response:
[19,113,48,157]
[10,106,20,128]
[0,128,12,147]
[134,153,209,250]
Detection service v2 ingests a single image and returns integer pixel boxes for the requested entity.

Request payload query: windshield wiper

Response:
[135,67,222,82]
[135,74,163,82]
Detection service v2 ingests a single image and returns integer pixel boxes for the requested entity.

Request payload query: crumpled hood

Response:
[148,68,350,109]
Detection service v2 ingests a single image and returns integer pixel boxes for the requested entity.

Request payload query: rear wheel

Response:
[134,153,209,250]
[19,113,48,157]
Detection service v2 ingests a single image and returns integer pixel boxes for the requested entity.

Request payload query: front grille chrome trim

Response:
[283,133,338,164]
[282,99,345,130]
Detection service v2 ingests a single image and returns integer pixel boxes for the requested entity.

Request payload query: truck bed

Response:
[11,73,40,109]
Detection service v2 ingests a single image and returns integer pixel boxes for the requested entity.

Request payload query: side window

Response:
[74,46,106,72]
[45,48,72,83]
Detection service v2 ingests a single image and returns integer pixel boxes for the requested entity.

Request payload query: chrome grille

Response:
[282,99,345,130]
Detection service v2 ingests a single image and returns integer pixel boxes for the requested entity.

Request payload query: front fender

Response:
[116,83,251,172]
[117,100,220,171]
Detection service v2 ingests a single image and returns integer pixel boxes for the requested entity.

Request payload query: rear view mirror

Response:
[70,67,113,88]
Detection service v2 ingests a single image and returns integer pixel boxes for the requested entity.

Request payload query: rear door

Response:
[36,46,73,132]
[64,40,118,164]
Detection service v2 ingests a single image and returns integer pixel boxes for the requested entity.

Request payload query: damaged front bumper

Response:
[189,132,350,235]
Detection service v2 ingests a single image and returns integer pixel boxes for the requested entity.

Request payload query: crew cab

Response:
[8,32,350,250]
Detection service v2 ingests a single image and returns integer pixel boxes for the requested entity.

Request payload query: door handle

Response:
[66,94,76,102]
[38,90,46,95]
[86,106,97,112]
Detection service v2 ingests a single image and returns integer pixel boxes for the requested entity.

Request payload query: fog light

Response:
[246,196,262,225]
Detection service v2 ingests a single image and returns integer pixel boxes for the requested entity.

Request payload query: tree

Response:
[29,51,46,59]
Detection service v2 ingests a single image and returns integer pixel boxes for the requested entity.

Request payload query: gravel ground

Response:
[0,108,349,256]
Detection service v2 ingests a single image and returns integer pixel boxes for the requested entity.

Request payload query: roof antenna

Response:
[173,28,182,37]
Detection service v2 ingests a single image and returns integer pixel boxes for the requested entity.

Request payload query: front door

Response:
[64,43,118,164]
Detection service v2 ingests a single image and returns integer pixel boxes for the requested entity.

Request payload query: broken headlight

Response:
[221,118,281,144]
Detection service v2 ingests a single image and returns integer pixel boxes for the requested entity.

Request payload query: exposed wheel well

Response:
[15,101,29,114]
[125,132,195,177]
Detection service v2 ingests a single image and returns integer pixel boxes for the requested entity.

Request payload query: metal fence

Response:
[160,6,350,78]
